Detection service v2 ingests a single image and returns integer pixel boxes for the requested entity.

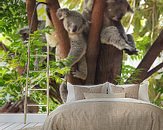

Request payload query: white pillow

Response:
[108,82,140,99]
[138,81,150,102]
[67,82,75,103]
[66,82,108,103]
[84,92,126,99]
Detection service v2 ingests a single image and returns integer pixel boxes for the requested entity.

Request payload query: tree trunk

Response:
[95,45,123,84]
[85,0,105,84]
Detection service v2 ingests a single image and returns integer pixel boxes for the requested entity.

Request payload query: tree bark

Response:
[26,0,38,32]
[46,0,69,58]
[127,30,163,84]
[85,0,105,84]
[95,45,123,84]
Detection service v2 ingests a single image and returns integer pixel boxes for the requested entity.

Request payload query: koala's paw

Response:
[124,48,138,55]
[72,70,87,80]
[124,43,138,55]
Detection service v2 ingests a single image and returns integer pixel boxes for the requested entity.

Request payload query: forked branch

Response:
[127,30,163,84]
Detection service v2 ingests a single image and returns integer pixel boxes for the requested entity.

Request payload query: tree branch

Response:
[26,0,38,32]
[85,0,105,84]
[145,62,163,79]
[127,30,163,84]
[46,0,70,58]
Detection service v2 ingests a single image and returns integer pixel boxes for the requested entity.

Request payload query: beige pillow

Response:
[108,83,140,99]
[66,82,108,102]
[84,93,126,99]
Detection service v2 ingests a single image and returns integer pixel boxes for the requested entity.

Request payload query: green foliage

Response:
[0,0,70,111]
[148,72,163,108]
[121,0,163,108]
[60,0,83,11]
[0,0,28,107]
[116,64,142,84]
[123,0,162,60]
[0,0,27,36]
[0,26,70,110]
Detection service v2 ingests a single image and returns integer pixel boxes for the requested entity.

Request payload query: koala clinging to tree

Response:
[55,8,89,102]
[83,0,138,55]
[56,8,88,80]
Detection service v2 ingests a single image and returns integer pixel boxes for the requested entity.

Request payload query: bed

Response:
[22,82,163,130]
[42,98,163,130]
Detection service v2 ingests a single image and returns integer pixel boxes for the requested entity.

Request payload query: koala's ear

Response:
[56,8,68,20]
[56,8,63,20]
[127,4,134,13]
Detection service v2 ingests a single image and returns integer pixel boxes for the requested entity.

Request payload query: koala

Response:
[83,0,137,55]
[56,8,88,80]
[101,26,133,51]
[55,8,89,103]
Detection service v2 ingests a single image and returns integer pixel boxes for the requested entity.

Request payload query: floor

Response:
[0,122,43,130]
[0,114,46,130]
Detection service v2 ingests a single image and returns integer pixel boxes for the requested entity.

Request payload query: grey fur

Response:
[56,8,88,80]
[83,0,137,55]
[56,8,89,102]
[101,26,135,51]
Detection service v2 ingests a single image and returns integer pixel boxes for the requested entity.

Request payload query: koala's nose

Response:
[72,25,77,32]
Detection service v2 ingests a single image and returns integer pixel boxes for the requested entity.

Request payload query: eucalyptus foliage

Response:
[0,0,70,111]
[148,72,163,108]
